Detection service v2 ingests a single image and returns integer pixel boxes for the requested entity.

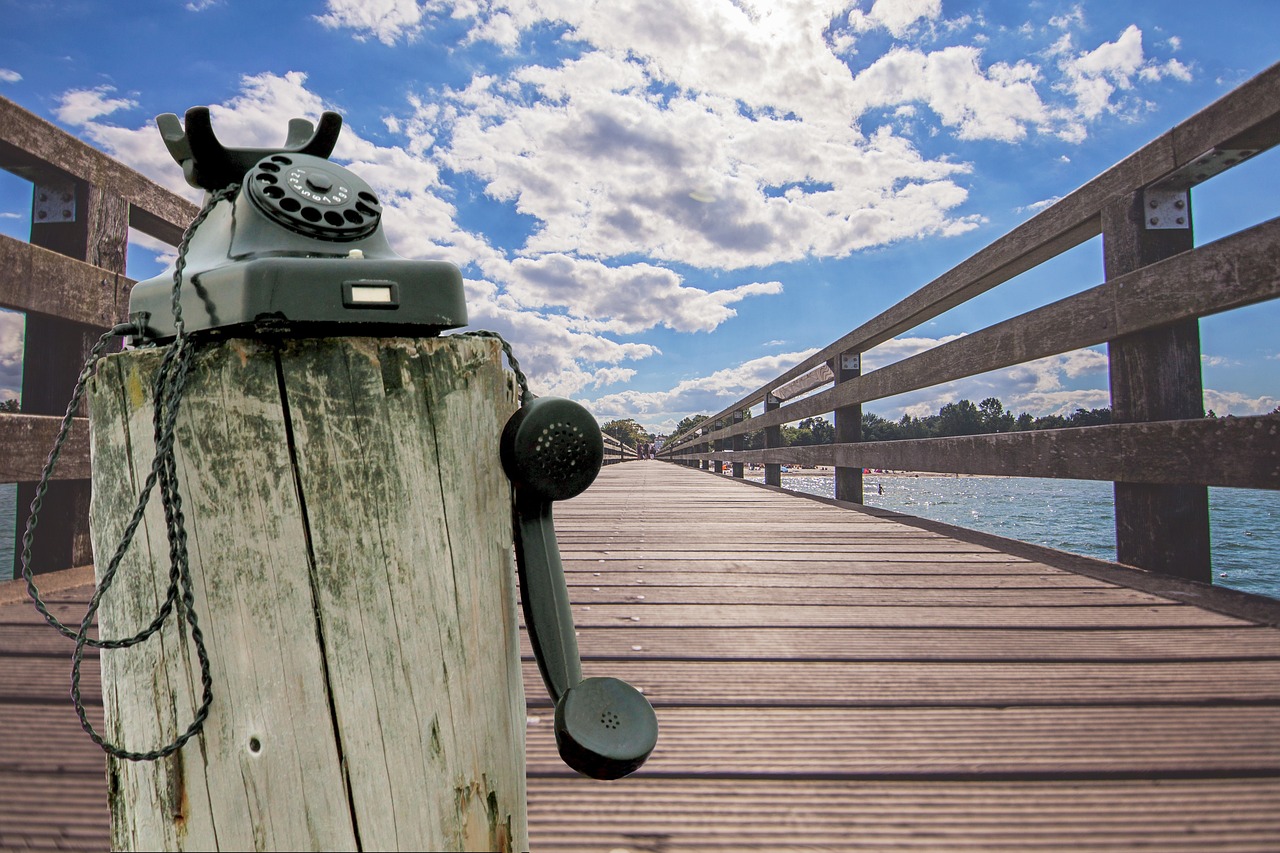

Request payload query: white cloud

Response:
[1202,354,1241,368]
[315,0,441,45]
[0,309,24,403]
[0,69,21,84]
[54,86,138,125]
[420,54,978,270]
[847,0,942,39]
[845,46,1045,141]
[490,253,782,334]
[1203,389,1279,417]
[583,348,819,433]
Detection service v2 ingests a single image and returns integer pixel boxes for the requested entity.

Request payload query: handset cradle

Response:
[501,397,658,780]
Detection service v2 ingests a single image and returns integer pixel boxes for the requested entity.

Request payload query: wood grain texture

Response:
[0,233,134,327]
[86,336,525,851]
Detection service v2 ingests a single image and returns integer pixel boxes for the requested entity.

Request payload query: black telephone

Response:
[127,106,467,341]
[125,108,657,777]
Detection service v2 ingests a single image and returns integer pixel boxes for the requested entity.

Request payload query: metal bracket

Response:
[840,352,861,372]
[1143,188,1189,230]
[1150,147,1259,192]
[33,179,76,224]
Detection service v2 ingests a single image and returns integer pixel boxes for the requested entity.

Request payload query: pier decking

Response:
[5,460,1279,850]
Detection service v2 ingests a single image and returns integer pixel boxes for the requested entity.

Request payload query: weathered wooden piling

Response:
[87,334,527,852]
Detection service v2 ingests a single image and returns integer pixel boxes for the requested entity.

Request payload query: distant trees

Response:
[669,397,1127,450]
[601,418,652,448]
[857,398,1112,442]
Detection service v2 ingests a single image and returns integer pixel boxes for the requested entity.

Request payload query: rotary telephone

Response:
[125,108,658,778]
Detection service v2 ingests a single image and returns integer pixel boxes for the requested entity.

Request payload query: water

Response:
[745,470,1280,600]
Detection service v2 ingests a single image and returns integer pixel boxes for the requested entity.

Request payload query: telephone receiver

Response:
[500,397,659,779]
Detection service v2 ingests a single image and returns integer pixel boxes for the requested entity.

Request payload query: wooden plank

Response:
[526,705,1280,775]
[559,626,1280,662]
[0,413,90,481]
[559,585,1171,607]
[563,569,1113,588]
[0,96,197,245]
[0,233,135,326]
[560,602,1244,629]
[525,659,1280,707]
[525,778,1280,851]
[692,415,1280,489]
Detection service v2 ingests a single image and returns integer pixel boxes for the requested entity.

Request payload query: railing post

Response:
[16,175,129,576]
[699,427,709,470]
[832,350,863,503]
[732,410,744,478]
[1103,188,1210,582]
[764,393,782,487]
[713,420,724,474]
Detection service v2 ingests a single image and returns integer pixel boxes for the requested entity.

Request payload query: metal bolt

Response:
[37,210,47,220]
[1149,217,1159,226]
[61,192,73,202]
[1176,217,1185,225]
[1149,199,1159,208]
[1174,199,1185,209]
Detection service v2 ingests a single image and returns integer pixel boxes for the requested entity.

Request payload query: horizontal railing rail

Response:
[659,61,1280,583]
[601,433,637,465]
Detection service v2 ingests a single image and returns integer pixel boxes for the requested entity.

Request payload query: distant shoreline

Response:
[725,465,991,479]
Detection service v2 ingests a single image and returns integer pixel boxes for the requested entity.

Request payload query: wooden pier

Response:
[2,60,1280,853]
[4,460,1280,849]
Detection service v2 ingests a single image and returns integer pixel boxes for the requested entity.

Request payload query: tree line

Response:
[664,397,1117,449]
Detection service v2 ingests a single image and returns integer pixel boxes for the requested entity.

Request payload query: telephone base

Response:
[129,256,467,343]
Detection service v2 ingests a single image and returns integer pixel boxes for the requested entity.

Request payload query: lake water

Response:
[3,475,1277,600]
[744,470,1280,600]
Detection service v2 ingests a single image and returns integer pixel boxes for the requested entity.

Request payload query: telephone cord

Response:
[22,185,236,761]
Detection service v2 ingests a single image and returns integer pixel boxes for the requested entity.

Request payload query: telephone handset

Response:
[501,397,658,779]
[128,106,466,343]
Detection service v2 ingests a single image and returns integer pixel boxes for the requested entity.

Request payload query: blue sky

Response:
[1,0,1276,434]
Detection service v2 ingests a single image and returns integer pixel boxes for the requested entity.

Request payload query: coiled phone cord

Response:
[22,185,236,761]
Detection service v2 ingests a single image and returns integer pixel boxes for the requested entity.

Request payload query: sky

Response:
[1,0,1277,435]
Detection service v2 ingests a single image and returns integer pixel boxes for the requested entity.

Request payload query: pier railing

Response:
[0,96,196,577]
[602,432,637,464]
[659,62,1280,583]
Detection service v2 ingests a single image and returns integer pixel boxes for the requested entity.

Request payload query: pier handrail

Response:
[0,96,196,575]
[602,432,637,464]
[659,61,1280,583]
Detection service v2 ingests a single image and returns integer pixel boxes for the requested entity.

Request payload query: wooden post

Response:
[713,420,724,474]
[15,175,128,575]
[700,427,709,470]
[1103,189,1210,582]
[87,335,527,852]
[764,393,782,487]
[832,351,863,503]
[731,411,744,478]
